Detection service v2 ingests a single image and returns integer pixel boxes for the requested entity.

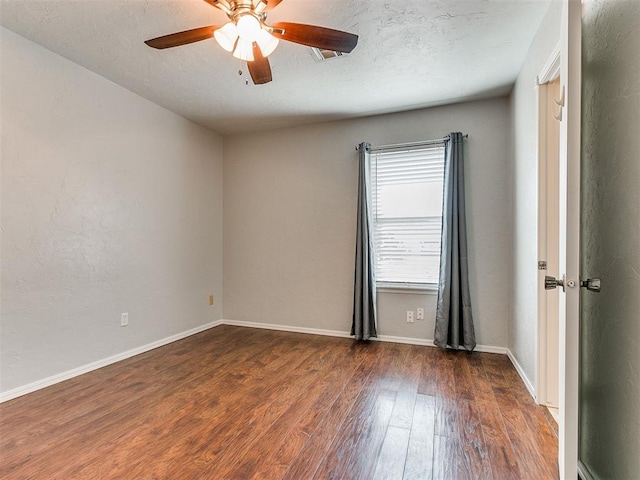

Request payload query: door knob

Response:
[545,275,565,291]
[581,278,601,293]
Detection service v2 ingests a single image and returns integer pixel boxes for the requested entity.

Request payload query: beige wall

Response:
[223,97,512,347]
[508,1,561,384]
[0,28,224,393]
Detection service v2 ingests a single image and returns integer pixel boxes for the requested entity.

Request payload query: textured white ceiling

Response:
[0,0,552,135]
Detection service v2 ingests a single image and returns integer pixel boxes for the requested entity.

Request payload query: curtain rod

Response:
[356,134,468,152]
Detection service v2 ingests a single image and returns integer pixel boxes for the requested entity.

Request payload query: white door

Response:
[556,0,582,477]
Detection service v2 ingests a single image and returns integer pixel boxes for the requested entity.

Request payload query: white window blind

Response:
[371,144,446,285]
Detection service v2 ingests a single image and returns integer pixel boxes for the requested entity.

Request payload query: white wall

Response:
[508,2,561,384]
[0,28,224,394]
[223,97,512,348]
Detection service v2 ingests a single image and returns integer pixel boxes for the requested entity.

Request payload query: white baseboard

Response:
[221,319,352,339]
[578,460,595,480]
[470,344,509,355]
[507,348,536,400]
[378,335,507,355]
[221,319,507,354]
[376,334,434,346]
[0,320,224,403]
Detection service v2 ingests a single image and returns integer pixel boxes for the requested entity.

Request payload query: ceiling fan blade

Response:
[271,22,358,53]
[248,44,273,85]
[145,26,220,49]
[262,0,285,11]
[202,0,227,10]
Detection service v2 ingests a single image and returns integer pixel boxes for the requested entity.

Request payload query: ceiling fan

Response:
[144,0,359,85]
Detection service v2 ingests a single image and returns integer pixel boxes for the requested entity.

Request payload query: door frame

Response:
[536,43,561,409]
[536,0,582,477]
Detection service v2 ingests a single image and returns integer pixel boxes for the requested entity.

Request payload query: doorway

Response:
[536,55,561,419]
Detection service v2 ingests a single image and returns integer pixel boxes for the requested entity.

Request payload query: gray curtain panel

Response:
[434,132,476,351]
[351,142,377,340]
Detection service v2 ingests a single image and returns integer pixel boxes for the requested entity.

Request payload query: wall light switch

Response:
[417,308,425,320]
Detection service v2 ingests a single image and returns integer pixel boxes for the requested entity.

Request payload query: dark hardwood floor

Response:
[0,326,558,479]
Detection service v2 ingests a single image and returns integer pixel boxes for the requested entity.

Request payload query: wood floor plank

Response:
[456,398,493,479]
[434,352,459,440]
[338,388,397,480]
[280,343,381,480]
[309,341,403,480]
[474,395,524,480]
[0,327,559,480]
[167,336,330,479]
[520,406,559,477]
[403,394,436,480]
[221,340,356,479]
[468,354,525,480]
[370,341,412,392]
[262,348,373,475]
[372,425,411,480]
[417,346,439,396]
[495,399,551,477]
[432,435,472,480]
[452,352,477,402]
[482,354,559,480]
[389,345,424,429]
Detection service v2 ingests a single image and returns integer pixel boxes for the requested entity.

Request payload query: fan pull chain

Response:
[237,64,249,86]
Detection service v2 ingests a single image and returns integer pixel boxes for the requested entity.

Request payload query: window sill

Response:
[376,283,438,295]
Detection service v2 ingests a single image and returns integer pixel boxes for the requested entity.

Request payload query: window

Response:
[370,143,446,287]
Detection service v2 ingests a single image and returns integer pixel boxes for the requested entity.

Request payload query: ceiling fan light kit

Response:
[253,28,279,57]
[213,22,238,52]
[236,14,260,40]
[233,37,255,61]
[217,14,279,61]
[145,0,358,85]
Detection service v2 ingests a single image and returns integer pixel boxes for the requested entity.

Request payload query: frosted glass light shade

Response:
[233,37,254,61]
[215,14,279,61]
[214,22,238,52]
[255,29,279,57]
[236,15,261,42]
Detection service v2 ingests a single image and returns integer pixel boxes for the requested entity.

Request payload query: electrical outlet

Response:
[121,312,129,327]
[417,308,425,320]
[209,294,215,306]
[406,311,414,323]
